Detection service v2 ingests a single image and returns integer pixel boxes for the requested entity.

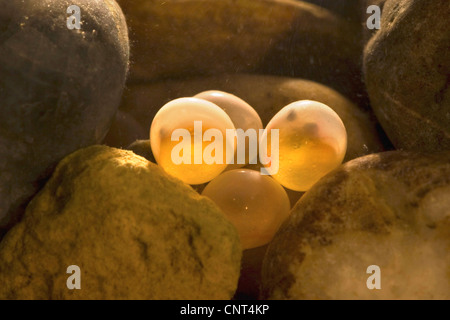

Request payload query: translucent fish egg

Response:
[150,97,235,185]
[261,100,347,191]
[194,90,263,169]
[202,169,291,249]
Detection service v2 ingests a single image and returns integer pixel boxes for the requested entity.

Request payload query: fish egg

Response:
[194,90,263,169]
[150,97,235,185]
[261,100,347,191]
[202,169,291,249]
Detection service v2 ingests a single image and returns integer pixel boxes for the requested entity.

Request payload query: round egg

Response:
[150,97,235,185]
[260,100,347,191]
[194,90,263,169]
[202,169,291,249]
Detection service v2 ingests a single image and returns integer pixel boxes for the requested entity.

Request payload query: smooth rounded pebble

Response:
[262,151,450,300]
[0,0,129,230]
[364,0,450,152]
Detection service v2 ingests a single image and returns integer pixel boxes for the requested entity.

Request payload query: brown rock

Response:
[261,151,450,299]
[117,0,365,103]
[103,111,147,148]
[364,0,450,152]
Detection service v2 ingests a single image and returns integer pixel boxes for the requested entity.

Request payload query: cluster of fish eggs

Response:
[150,90,347,249]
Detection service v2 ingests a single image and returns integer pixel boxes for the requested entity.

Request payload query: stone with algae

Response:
[0,145,241,299]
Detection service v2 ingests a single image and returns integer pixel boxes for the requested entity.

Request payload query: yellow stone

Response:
[0,145,241,299]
